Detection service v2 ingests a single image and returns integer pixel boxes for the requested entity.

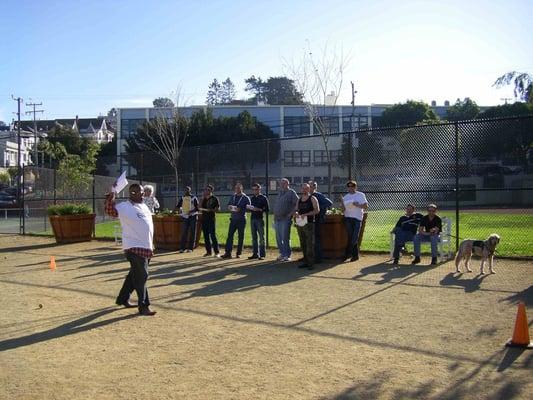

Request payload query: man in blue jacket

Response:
[221,182,250,259]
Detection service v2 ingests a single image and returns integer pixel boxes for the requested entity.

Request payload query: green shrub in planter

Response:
[47,203,93,216]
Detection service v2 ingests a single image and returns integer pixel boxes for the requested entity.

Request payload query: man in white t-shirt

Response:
[105,183,156,316]
[340,180,368,262]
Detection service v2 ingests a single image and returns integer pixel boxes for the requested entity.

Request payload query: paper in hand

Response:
[113,171,128,193]
[295,215,307,227]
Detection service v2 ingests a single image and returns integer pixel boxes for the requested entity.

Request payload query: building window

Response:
[314,150,342,166]
[284,116,310,137]
[313,116,339,135]
[342,115,369,132]
[120,119,146,139]
[284,150,311,167]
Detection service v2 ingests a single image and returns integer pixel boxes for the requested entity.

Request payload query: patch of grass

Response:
[91,210,532,257]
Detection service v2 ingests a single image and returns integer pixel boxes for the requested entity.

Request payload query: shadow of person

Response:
[165,259,314,303]
[501,285,533,306]
[354,262,439,285]
[0,307,136,352]
[439,272,489,293]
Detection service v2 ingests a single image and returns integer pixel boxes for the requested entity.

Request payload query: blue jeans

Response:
[413,233,439,257]
[225,218,246,255]
[251,218,266,257]
[202,217,219,254]
[344,217,362,258]
[392,228,415,259]
[180,215,197,250]
[274,218,292,258]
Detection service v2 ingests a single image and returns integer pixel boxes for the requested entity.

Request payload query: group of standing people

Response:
[105,178,370,316]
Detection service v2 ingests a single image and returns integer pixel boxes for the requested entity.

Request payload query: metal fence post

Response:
[140,152,144,185]
[195,146,200,196]
[265,139,270,248]
[53,168,57,205]
[92,174,96,239]
[21,165,25,235]
[454,121,460,250]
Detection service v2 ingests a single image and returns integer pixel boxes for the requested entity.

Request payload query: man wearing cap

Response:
[412,203,442,266]
[105,183,156,316]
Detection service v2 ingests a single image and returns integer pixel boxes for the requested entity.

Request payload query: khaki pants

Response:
[297,223,315,266]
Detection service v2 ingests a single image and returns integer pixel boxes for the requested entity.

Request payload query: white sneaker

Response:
[285,257,291,262]
[186,249,192,253]
[214,253,221,258]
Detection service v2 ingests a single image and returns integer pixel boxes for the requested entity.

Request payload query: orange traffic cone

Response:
[49,256,56,271]
[505,302,532,348]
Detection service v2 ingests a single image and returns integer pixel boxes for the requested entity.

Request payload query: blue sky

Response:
[1,0,532,122]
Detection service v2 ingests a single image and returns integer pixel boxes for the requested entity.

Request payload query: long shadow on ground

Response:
[0,307,136,352]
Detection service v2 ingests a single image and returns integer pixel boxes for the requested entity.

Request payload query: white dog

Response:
[454,234,501,274]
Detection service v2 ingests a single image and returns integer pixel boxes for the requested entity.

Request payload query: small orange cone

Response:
[49,256,56,271]
[505,302,532,348]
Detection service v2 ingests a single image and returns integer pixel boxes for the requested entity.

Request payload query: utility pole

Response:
[25,101,44,166]
[350,82,358,180]
[12,95,23,234]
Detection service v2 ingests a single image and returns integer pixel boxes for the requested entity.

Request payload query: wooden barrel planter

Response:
[49,214,96,244]
[320,213,368,259]
[153,214,202,251]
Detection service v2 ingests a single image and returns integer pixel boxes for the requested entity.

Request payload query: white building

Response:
[0,130,36,167]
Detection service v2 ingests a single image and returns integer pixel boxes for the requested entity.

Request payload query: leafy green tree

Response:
[245,75,304,105]
[152,97,175,108]
[493,72,533,103]
[206,79,222,105]
[0,171,10,185]
[472,103,533,170]
[378,100,439,127]
[95,135,117,175]
[446,98,480,121]
[220,78,236,104]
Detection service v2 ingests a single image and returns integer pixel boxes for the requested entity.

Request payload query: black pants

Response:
[180,215,197,250]
[202,217,219,254]
[225,218,245,255]
[116,251,150,307]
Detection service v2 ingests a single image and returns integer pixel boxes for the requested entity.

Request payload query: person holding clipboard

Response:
[341,180,368,262]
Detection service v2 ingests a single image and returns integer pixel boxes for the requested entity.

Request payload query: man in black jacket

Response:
[391,204,422,264]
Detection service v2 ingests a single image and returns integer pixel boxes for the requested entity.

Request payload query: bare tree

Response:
[285,42,350,195]
[143,94,189,200]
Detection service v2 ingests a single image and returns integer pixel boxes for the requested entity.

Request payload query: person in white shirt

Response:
[340,180,368,262]
[142,185,160,214]
[105,183,156,316]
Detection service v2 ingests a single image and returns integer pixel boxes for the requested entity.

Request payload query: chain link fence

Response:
[11,115,533,259]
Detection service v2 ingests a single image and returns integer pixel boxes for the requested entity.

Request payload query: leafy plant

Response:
[47,203,92,216]
[326,207,344,216]
[155,208,177,217]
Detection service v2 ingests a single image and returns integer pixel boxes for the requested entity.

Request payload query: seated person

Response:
[391,204,423,264]
[412,203,442,266]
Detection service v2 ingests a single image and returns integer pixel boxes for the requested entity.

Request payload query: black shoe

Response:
[236,254,241,259]
[248,255,259,260]
[350,256,359,262]
[138,306,157,316]
[431,257,438,265]
[307,265,315,270]
[221,253,232,259]
[297,257,305,262]
[298,264,309,269]
[392,258,399,265]
[116,300,136,308]
[412,257,421,265]
[315,259,323,264]
[203,253,212,257]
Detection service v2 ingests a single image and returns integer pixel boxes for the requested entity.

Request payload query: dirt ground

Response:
[1,235,532,400]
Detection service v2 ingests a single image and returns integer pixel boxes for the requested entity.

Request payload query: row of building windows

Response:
[284,150,343,167]
[120,115,370,140]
